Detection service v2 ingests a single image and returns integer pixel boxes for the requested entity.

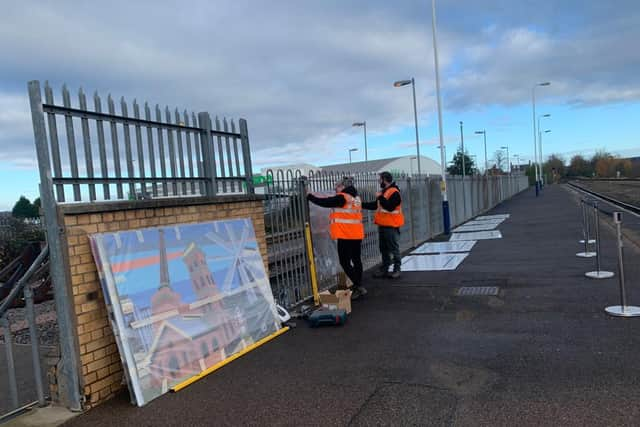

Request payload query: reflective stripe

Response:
[332,207,360,214]
[331,218,361,224]
[377,208,401,214]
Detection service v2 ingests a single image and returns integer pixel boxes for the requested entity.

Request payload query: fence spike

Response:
[44,82,54,104]
[120,96,128,116]
[62,84,71,106]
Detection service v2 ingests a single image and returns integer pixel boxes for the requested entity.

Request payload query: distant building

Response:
[320,155,441,177]
[259,163,320,177]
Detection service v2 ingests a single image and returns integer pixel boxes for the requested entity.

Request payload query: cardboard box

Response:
[319,290,352,314]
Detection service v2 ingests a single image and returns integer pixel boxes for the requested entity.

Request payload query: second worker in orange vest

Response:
[362,171,404,279]
[307,177,367,300]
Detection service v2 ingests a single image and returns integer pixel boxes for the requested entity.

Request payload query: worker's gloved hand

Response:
[375,191,382,198]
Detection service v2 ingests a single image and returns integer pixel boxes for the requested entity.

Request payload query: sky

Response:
[1,0,639,210]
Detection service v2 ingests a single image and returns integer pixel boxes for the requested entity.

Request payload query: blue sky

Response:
[1,0,639,210]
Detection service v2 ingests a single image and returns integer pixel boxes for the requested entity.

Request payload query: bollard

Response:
[585,202,614,279]
[576,199,596,258]
[605,212,640,316]
[578,199,596,245]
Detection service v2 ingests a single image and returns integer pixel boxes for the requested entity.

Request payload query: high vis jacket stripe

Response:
[374,187,405,227]
[329,193,364,240]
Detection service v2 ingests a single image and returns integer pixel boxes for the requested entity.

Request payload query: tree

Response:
[525,163,536,185]
[568,155,592,177]
[591,150,612,177]
[492,150,506,172]
[543,154,565,177]
[12,196,39,218]
[446,150,475,176]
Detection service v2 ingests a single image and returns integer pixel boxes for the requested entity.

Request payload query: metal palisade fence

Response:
[24,80,257,414]
[30,81,254,203]
[263,169,528,308]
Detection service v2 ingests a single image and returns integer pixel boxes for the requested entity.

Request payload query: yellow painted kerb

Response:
[170,326,290,393]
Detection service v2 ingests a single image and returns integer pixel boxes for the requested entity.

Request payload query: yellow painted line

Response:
[170,326,290,393]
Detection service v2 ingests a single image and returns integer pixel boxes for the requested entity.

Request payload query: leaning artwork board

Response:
[89,218,282,406]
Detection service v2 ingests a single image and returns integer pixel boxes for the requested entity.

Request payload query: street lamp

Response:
[352,122,367,166]
[393,78,421,176]
[500,146,510,174]
[532,82,550,196]
[459,121,466,179]
[540,130,551,185]
[348,148,358,164]
[514,154,520,172]
[537,114,551,187]
[474,130,488,173]
[430,0,450,234]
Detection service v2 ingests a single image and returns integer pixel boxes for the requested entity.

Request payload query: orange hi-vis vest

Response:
[374,186,404,228]
[329,192,364,240]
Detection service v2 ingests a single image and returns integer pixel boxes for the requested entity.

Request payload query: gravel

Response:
[0,300,59,346]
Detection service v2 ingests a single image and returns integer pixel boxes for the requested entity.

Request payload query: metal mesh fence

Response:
[263,170,528,308]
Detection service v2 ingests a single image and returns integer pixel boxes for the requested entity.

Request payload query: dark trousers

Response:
[378,226,401,271]
[337,239,363,287]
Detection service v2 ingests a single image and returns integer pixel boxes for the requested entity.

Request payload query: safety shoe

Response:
[373,269,388,278]
[390,270,401,279]
[351,286,368,300]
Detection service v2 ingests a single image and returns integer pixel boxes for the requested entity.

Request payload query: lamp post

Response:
[500,146,510,174]
[539,130,551,185]
[459,121,466,179]
[474,130,488,173]
[348,148,358,164]
[532,82,550,196]
[537,113,551,187]
[352,122,367,168]
[514,154,520,172]
[501,145,510,198]
[430,0,449,233]
[394,78,421,176]
[459,121,468,219]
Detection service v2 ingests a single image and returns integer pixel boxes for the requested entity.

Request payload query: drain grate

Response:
[457,286,500,296]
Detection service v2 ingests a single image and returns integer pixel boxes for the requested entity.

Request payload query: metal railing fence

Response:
[264,170,528,308]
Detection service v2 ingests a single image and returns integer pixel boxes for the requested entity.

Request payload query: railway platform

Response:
[60,184,640,426]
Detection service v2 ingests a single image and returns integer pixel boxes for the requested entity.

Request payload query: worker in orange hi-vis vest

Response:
[362,171,404,279]
[307,177,367,300]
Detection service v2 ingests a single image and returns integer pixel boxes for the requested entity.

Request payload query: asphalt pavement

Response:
[63,184,640,426]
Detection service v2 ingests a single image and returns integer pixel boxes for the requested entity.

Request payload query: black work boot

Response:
[373,268,388,278]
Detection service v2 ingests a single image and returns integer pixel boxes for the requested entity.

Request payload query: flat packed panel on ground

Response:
[90,219,280,406]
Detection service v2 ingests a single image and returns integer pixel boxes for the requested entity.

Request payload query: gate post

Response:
[28,80,82,411]
[197,112,217,197]
[239,119,254,195]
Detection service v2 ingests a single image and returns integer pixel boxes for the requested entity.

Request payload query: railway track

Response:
[567,181,640,216]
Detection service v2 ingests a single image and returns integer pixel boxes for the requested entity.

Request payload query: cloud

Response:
[1,0,639,176]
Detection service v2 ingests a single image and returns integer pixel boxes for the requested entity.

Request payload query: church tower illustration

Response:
[182,242,239,339]
[183,243,220,302]
[150,229,182,326]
